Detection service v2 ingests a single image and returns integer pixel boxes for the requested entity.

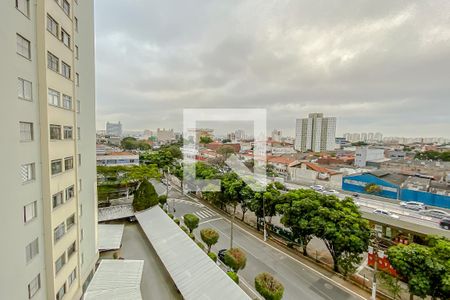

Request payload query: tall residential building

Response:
[156,128,175,144]
[106,121,122,137]
[271,129,282,142]
[0,1,98,299]
[295,113,337,152]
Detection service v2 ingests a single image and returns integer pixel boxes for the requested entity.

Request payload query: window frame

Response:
[52,191,64,209]
[25,238,39,263]
[47,52,59,72]
[18,77,33,101]
[16,34,31,59]
[61,28,71,48]
[19,122,34,142]
[51,159,63,175]
[46,14,59,37]
[21,163,36,183]
[24,201,37,223]
[48,88,61,106]
[28,274,41,299]
[61,61,71,79]
[62,95,72,110]
[64,156,74,171]
[16,0,30,17]
[54,222,65,243]
[50,124,62,140]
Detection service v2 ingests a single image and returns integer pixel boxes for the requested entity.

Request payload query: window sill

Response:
[22,179,36,185]
[17,53,31,61]
[18,96,33,102]
[16,8,31,20]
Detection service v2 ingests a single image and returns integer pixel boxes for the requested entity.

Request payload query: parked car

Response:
[324,189,339,195]
[310,185,324,191]
[218,249,227,262]
[439,218,450,230]
[373,209,399,219]
[399,201,426,211]
[352,193,359,198]
[419,209,450,219]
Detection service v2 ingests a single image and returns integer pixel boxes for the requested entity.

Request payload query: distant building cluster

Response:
[343,132,383,143]
[106,121,123,137]
[295,113,337,152]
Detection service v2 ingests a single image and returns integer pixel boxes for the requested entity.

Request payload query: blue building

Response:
[342,171,450,209]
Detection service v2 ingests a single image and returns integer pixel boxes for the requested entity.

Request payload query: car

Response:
[373,209,399,219]
[352,193,359,198]
[399,201,426,211]
[310,185,324,191]
[218,249,227,262]
[324,189,339,195]
[419,209,450,219]
[440,218,450,230]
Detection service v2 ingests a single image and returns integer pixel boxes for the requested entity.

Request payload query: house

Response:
[96,152,140,166]
[267,156,298,176]
[288,161,342,188]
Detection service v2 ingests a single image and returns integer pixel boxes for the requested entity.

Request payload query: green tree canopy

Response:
[224,248,247,273]
[199,136,213,144]
[183,213,200,233]
[415,150,450,162]
[121,137,151,150]
[200,228,220,253]
[132,180,159,211]
[255,272,284,300]
[387,237,450,299]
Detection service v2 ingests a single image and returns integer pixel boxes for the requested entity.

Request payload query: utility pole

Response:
[371,230,380,300]
[230,208,234,249]
[262,196,267,242]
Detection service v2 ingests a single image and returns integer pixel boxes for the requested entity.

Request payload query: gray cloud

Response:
[95,0,450,137]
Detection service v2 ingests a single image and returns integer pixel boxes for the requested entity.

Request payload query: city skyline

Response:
[95,0,450,137]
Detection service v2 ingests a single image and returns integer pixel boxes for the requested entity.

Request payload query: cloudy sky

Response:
[94,0,450,137]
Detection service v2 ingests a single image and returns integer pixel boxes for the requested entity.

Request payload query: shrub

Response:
[158,195,168,205]
[255,272,284,300]
[183,214,199,233]
[188,233,196,241]
[174,218,180,225]
[180,225,188,233]
[200,228,219,253]
[227,271,239,284]
[224,248,247,273]
[132,180,159,211]
[163,208,168,213]
[168,213,174,219]
[208,252,217,262]
[196,241,205,251]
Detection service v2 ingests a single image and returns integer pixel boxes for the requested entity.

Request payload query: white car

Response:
[399,201,426,211]
[373,209,399,219]
[310,185,324,191]
[419,209,450,219]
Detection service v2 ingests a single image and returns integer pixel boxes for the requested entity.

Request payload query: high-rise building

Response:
[271,129,282,142]
[106,121,122,137]
[0,1,98,299]
[374,132,383,142]
[295,113,336,152]
[156,128,175,144]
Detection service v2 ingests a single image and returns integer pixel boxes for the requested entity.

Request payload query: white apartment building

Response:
[0,1,98,299]
[295,113,336,152]
[355,147,386,167]
[156,128,175,144]
[105,121,122,137]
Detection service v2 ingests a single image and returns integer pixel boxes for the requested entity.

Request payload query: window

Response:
[51,159,62,175]
[48,88,60,106]
[21,163,35,182]
[66,214,75,230]
[56,284,66,300]
[17,34,31,59]
[81,252,84,265]
[78,154,81,166]
[79,204,83,217]
[75,73,79,86]
[50,124,61,140]
[55,253,66,274]
[62,0,70,16]
[67,242,76,258]
[75,45,79,59]
[20,122,33,141]
[79,179,82,191]
[74,17,78,32]
[16,0,30,17]
[80,229,84,241]
[18,78,32,100]
[47,52,59,72]
[68,268,76,287]
[52,191,64,209]
[61,29,70,48]
[65,185,75,200]
[47,14,58,37]
[77,127,81,140]
[61,61,71,79]
[26,238,39,263]
[54,222,65,243]
[62,95,72,110]
[63,126,73,139]
[24,201,37,223]
[64,157,73,170]
[28,274,40,299]
[76,100,80,113]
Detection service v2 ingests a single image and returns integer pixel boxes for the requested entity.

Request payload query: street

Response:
[168,188,367,300]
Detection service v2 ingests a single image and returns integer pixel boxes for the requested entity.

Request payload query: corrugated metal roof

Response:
[135,206,251,300]
[98,204,134,222]
[98,224,125,251]
[83,259,144,300]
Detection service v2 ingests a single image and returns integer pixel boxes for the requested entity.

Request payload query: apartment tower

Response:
[295,113,337,152]
[0,1,98,299]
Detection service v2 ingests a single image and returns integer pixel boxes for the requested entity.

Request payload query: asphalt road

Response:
[168,189,366,300]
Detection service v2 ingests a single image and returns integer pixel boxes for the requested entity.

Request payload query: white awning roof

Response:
[98,204,134,222]
[98,224,125,251]
[83,259,144,300]
[135,206,251,300]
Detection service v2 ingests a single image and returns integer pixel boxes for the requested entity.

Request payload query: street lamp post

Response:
[262,196,267,242]
[371,231,380,300]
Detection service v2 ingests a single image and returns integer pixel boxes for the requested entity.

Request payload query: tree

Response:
[132,180,159,211]
[208,252,217,262]
[365,183,382,194]
[222,173,245,248]
[158,195,167,205]
[224,248,247,273]
[227,271,239,284]
[199,136,213,144]
[312,196,370,273]
[376,271,404,300]
[200,228,219,253]
[183,213,199,233]
[255,272,284,300]
[387,237,450,300]
[277,189,321,256]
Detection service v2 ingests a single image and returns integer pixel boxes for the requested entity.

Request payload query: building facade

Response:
[105,121,122,137]
[96,152,139,166]
[156,128,175,144]
[354,146,385,167]
[295,113,336,152]
[0,1,98,299]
